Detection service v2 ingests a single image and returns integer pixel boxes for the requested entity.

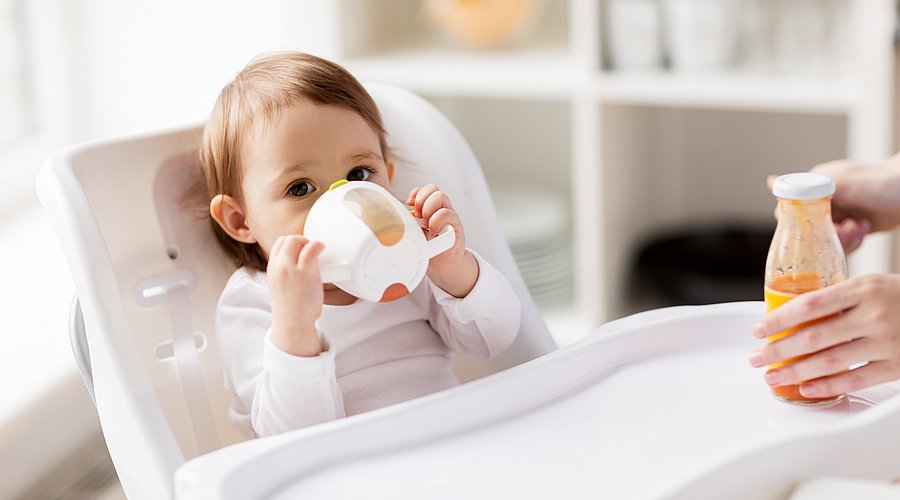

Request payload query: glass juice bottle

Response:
[763,173,848,407]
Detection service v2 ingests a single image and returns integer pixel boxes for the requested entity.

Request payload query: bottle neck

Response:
[776,197,832,221]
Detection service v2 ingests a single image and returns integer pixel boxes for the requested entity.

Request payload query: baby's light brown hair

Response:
[200,51,389,271]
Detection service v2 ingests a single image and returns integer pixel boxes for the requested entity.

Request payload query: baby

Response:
[199,52,521,438]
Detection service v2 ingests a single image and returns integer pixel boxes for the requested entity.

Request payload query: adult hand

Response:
[769,157,900,254]
[750,274,900,398]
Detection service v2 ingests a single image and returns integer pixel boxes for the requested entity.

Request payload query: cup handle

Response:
[425,225,456,258]
[319,263,352,284]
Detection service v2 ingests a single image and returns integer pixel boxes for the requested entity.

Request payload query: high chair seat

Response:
[174,301,900,500]
[36,83,557,499]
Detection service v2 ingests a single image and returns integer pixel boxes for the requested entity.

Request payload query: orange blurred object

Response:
[422,0,544,49]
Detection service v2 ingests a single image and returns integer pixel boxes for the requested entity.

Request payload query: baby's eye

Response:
[288,181,315,198]
[347,167,372,182]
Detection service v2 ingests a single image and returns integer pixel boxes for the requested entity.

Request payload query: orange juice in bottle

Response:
[763,173,848,407]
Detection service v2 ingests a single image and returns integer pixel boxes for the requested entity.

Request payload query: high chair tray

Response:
[175,302,900,499]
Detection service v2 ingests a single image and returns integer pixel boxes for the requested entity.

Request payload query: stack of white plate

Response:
[491,185,573,309]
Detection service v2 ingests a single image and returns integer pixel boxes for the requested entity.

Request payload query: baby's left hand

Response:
[407,184,479,297]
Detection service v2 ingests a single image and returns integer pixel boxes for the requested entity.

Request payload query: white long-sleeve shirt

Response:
[215,251,521,438]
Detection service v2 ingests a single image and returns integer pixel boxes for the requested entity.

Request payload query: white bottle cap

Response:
[772,173,835,200]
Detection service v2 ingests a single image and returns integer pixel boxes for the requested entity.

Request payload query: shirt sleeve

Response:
[426,250,521,360]
[216,274,345,438]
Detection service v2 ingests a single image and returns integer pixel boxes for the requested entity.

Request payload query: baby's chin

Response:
[322,283,356,297]
[322,284,360,305]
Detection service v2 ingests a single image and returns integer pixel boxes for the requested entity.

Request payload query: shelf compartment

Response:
[344,47,578,100]
[596,72,860,114]
[598,104,848,318]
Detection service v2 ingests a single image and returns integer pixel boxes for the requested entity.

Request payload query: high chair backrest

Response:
[37,83,557,499]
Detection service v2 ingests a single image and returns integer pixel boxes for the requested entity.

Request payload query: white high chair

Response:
[171,301,900,500]
[36,83,558,500]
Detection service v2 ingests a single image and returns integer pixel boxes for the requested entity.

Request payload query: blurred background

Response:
[2,0,900,498]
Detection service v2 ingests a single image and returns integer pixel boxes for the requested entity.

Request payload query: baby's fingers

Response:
[272,235,308,264]
[406,186,422,206]
[270,235,287,258]
[427,207,459,237]
[421,190,452,222]
[297,240,324,270]
[411,184,439,218]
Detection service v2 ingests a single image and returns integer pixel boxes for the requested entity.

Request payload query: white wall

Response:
[36,0,334,142]
[1,2,336,497]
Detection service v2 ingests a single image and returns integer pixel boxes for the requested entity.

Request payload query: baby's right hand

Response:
[267,235,325,357]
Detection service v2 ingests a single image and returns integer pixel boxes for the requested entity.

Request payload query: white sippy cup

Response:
[302,180,456,302]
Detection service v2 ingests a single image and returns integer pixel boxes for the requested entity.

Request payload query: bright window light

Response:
[0,0,30,148]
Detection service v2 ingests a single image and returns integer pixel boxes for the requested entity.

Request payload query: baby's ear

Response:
[210,194,257,244]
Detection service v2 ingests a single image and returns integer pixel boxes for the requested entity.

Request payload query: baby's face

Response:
[239,99,392,258]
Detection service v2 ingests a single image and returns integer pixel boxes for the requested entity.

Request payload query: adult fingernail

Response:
[752,322,767,338]
[765,370,782,386]
[800,384,819,397]
[749,350,765,368]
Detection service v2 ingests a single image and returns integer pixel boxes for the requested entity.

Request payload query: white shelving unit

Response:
[309,0,896,346]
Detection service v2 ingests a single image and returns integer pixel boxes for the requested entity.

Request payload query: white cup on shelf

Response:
[738,0,849,76]
[823,0,851,76]
[606,0,663,72]
[737,0,778,72]
[778,0,847,75]
[663,0,739,72]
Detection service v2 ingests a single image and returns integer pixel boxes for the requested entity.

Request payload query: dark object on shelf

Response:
[631,224,775,306]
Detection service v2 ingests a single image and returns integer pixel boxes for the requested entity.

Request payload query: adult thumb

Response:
[836,218,871,255]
